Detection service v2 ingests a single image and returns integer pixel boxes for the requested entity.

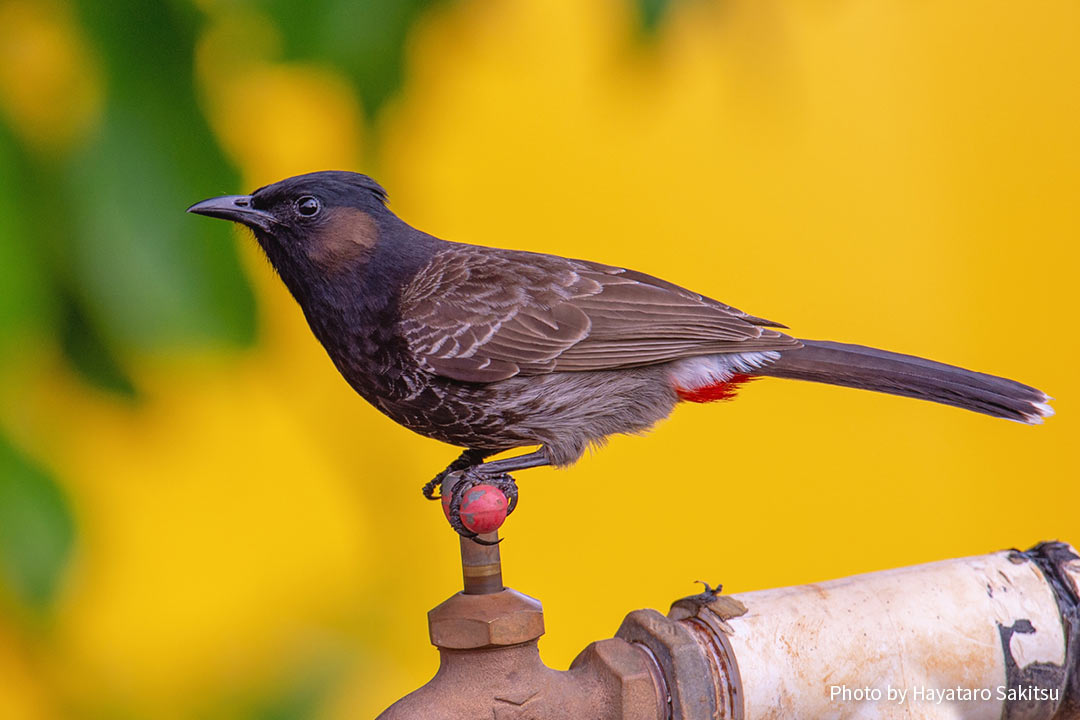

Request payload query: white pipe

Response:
[716,544,1079,719]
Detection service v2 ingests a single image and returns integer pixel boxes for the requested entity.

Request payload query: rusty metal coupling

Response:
[616,590,747,720]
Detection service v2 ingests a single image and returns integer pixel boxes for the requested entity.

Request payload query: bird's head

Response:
[188,171,392,283]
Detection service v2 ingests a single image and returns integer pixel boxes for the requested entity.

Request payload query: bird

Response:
[189,170,1053,539]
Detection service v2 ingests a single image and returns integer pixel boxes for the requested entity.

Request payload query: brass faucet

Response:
[378,492,1079,720]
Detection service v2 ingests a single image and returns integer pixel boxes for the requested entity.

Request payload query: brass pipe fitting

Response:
[378,534,1080,719]
[379,586,667,720]
[379,525,667,719]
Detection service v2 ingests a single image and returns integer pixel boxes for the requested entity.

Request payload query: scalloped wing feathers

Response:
[397,244,800,383]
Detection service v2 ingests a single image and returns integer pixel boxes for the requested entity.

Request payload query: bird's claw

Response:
[422,475,443,501]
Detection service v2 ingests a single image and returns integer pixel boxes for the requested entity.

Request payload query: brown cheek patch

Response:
[309,208,378,272]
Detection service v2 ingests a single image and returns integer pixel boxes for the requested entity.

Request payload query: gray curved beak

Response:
[187,195,277,232]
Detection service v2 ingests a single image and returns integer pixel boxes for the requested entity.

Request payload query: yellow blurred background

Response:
[0,0,1076,717]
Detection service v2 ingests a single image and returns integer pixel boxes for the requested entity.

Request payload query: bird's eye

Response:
[296,196,321,217]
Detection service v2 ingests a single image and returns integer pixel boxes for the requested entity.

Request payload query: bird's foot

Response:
[444,466,519,545]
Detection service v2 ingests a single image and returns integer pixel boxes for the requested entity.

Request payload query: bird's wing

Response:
[398,244,800,383]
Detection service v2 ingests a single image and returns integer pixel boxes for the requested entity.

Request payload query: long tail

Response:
[757,339,1054,424]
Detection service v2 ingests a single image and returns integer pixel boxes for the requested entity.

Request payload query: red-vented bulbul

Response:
[189,171,1053,539]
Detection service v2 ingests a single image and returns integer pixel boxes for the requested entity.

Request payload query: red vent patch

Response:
[675,373,757,403]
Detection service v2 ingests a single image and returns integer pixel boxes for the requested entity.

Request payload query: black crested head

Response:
[189,170,442,321]
[187,170,414,294]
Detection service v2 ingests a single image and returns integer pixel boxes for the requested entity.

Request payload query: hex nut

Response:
[571,638,664,720]
[428,589,544,649]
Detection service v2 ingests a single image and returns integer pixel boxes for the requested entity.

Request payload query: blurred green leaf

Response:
[1,128,138,395]
[260,0,447,119]
[59,287,137,398]
[67,110,256,350]
[0,125,55,364]
[634,0,676,33]
[63,0,256,352]
[0,432,75,609]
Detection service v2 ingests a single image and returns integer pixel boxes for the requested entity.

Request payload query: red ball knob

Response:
[442,484,508,534]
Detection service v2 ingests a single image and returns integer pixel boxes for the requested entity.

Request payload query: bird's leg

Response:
[472,448,551,475]
[442,448,551,544]
[422,448,492,500]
